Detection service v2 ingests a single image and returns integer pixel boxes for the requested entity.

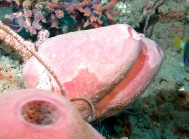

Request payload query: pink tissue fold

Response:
[23,24,164,121]
[95,37,164,119]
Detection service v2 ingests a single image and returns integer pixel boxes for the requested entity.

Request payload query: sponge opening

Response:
[21,100,61,125]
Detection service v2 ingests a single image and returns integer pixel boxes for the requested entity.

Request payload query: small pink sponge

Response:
[0,89,104,139]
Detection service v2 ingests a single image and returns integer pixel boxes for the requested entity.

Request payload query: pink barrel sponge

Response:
[23,24,164,121]
[0,89,104,139]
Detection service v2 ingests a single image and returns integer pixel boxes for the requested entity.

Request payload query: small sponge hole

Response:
[21,100,61,125]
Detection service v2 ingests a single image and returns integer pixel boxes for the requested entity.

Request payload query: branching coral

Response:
[5,9,45,35]
[48,0,119,29]
[2,0,119,35]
